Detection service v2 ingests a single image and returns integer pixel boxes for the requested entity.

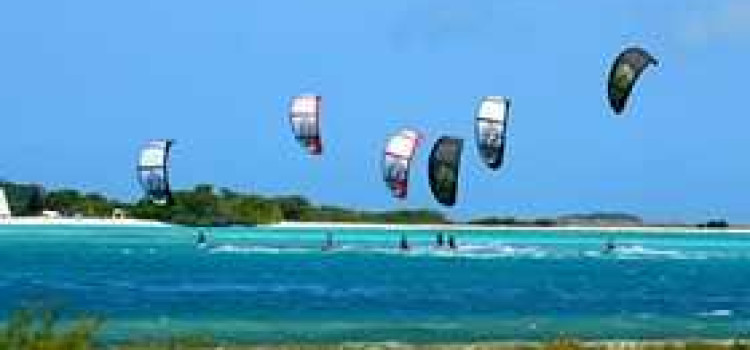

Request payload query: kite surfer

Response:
[322,232,335,251]
[399,233,410,251]
[196,230,208,248]
[602,237,617,254]
[447,235,457,250]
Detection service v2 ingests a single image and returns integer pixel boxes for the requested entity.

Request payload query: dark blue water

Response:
[2,226,750,342]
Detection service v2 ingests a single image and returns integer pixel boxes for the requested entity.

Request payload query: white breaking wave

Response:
[206,243,552,259]
[697,309,733,317]
[208,244,312,254]
[615,245,682,257]
[202,242,750,261]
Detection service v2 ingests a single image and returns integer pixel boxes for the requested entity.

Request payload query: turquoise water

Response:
[2,226,750,343]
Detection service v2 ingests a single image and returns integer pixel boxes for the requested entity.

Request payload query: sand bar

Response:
[0,216,170,227]
[266,221,750,234]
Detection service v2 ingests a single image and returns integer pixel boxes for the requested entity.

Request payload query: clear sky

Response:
[0,1,748,223]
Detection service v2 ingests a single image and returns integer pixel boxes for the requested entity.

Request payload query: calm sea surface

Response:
[1,225,750,343]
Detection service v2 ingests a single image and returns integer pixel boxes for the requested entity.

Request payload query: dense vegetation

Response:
[44,189,127,218]
[468,216,558,226]
[557,212,643,225]
[0,307,101,350]
[130,185,448,226]
[0,181,734,228]
[0,182,44,216]
[30,183,448,227]
[698,219,730,228]
[469,212,644,227]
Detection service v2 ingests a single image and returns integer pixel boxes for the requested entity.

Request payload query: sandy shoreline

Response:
[266,221,750,234]
[0,217,170,227]
[0,218,745,233]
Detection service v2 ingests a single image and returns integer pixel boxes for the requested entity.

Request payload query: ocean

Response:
[1,225,750,343]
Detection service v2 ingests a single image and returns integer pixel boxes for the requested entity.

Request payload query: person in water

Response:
[399,233,410,251]
[196,230,208,247]
[436,232,445,248]
[322,232,335,251]
[602,237,616,254]
[447,235,457,250]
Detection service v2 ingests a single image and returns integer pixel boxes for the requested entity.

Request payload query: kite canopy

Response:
[475,96,510,170]
[137,139,173,206]
[608,47,658,115]
[428,136,464,207]
[383,128,422,199]
[289,94,323,155]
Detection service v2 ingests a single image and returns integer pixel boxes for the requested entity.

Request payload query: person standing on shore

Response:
[436,232,445,248]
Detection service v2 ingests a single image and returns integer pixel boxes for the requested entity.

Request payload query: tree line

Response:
[36,183,448,227]
[0,181,731,228]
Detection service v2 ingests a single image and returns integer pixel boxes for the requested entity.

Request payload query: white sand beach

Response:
[0,216,170,227]
[1,217,745,233]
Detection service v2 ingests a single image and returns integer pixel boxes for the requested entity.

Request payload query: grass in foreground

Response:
[0,307,102,350]
[4,308,750,350]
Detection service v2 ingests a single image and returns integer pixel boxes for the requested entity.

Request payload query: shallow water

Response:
[1,226,750,342]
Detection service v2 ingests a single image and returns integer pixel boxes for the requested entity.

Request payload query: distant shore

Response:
[0,216,169,227]
[267,221,750,234]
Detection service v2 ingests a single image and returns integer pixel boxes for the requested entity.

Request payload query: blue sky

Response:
[0,1,748,222]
